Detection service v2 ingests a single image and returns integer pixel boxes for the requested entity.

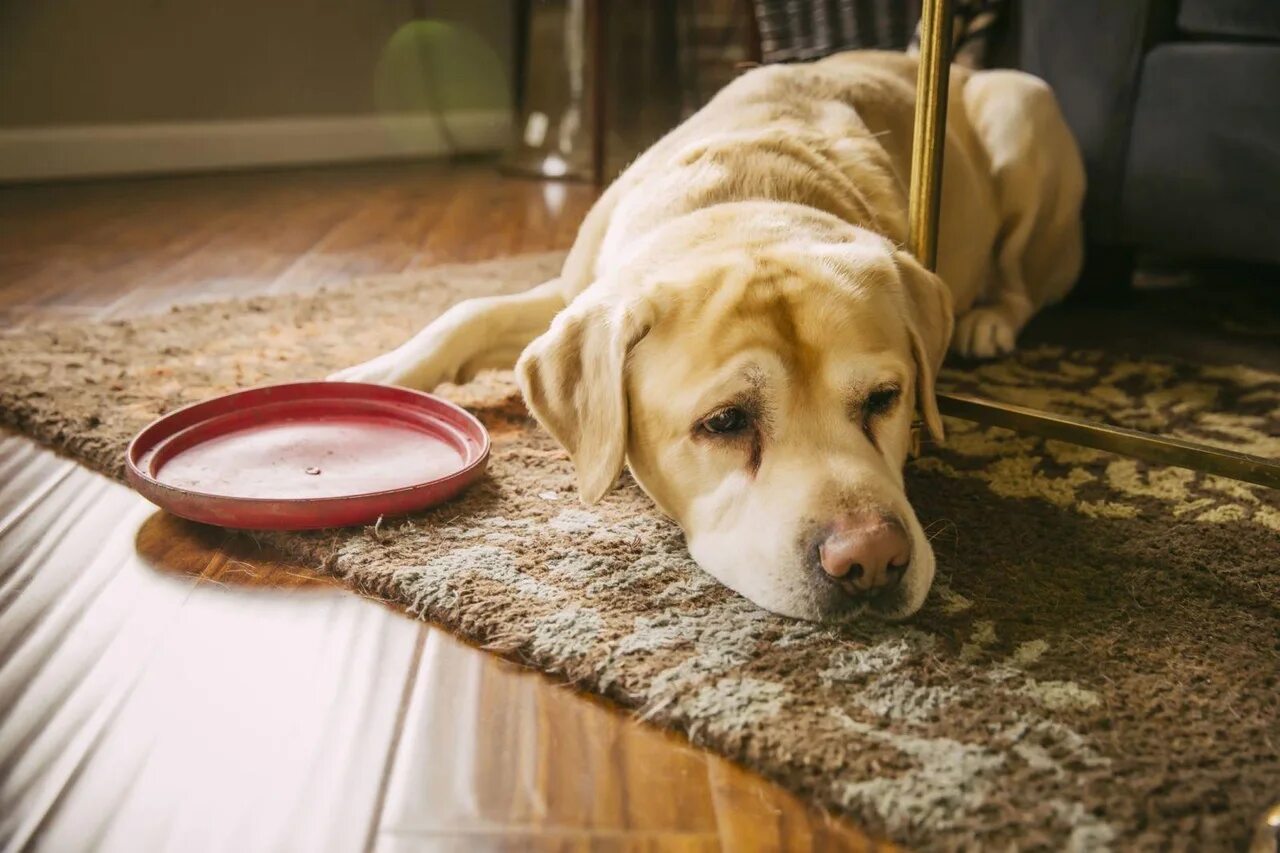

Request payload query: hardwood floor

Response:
[0,162,885,852]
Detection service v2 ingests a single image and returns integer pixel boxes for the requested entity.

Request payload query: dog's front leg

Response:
[329,279,567,390]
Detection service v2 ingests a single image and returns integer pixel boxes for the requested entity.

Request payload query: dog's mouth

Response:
[808,573,913,622]
[864,583,916,619]
[795,580,864,622]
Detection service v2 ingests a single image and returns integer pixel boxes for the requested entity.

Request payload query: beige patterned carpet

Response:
[2,253,1278,851]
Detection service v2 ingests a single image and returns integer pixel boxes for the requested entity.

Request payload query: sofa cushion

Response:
[1123,42,1280,264]
[1178,0,1280,41]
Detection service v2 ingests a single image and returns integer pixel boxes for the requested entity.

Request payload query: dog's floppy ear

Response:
[516,290,652,504]
[893,250,954,443]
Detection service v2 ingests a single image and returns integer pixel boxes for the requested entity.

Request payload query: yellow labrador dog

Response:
[333,51,1084,622]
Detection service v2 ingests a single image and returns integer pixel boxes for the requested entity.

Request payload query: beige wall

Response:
[0,0,513,127]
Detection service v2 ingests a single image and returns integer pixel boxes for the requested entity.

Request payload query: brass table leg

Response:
[905,0,1279,490]
[907,0,953,271]
[588,0,607,186]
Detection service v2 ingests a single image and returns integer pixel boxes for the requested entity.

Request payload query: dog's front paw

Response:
[329,351,424,387]
[951,308,1017,359]
[329,344,461,389]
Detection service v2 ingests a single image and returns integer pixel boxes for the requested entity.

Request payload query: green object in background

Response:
[374,20,511,151]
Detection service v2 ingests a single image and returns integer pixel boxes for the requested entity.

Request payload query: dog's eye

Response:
[700,406,750,435]
[863,385,901,419]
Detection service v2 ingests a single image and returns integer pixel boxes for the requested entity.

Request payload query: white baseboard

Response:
[0,110,511,183]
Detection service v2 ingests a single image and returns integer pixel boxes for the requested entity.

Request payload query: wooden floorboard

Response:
[0,161,884,852]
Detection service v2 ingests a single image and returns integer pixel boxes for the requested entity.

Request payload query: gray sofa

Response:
[1017,0,1280,277]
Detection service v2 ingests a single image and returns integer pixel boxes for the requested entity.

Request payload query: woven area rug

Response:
[2,253,1278,851]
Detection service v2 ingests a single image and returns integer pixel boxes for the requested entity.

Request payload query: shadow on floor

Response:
[135,511,341,591]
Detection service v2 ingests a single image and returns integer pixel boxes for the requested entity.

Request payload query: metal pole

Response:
[589,0,607,186]
[939,394,1280,490]
[907,0,953,269]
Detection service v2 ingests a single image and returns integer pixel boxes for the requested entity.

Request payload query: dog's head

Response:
[517,210,953,621]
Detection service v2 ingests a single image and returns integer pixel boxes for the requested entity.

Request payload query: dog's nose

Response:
[818,512,911,592]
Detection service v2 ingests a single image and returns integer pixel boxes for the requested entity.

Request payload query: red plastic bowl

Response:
[125,382,490,530]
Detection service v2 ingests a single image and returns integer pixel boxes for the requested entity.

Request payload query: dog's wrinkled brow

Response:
[841,368,907,401]
[705,368,766,418]
[691,356,774,412]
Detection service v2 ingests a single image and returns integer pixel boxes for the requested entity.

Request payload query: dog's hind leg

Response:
[329,279,567,390]
[952,69,1085,359]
